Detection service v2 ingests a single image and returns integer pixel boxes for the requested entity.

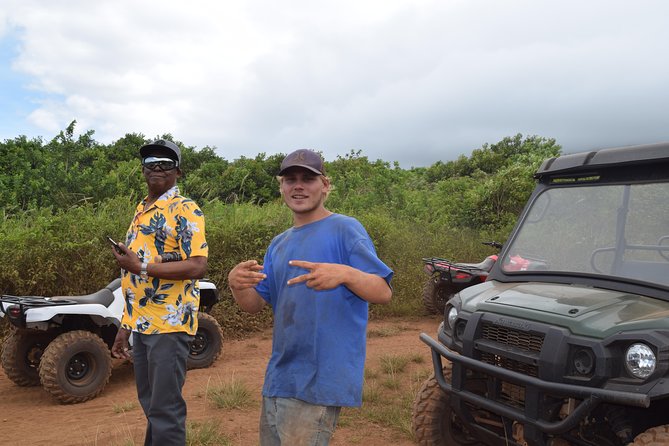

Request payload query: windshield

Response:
[502,182,669,287]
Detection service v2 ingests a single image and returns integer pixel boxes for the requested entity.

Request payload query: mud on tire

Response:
[1,330,55,386]
[412,362,483,446]
[632,425,669,445]
[422,278,453,315]
[187,312,223,370]
[38,330,112,404]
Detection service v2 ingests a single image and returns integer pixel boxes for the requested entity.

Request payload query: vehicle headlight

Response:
[625,343,656,379]
[446,306,459,330]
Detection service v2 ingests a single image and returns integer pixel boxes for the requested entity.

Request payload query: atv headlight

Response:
[625,343,656,379]
[446,306,459,330]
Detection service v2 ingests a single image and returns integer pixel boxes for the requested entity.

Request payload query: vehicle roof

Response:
[535,142,669,178]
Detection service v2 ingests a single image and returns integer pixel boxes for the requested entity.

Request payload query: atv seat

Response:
[455,256,497,271]
[50,281,118,307]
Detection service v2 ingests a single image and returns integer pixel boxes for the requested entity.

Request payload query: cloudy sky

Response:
[1,0,668,167]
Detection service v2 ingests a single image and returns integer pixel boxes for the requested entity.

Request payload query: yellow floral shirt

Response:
[120,186,208,335]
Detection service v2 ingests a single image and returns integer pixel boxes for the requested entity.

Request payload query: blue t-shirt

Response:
[255,213,393,407]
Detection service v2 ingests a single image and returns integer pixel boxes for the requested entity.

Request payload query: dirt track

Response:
[0,316,442,446]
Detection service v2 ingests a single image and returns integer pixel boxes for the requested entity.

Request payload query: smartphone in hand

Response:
[107,236,124,255]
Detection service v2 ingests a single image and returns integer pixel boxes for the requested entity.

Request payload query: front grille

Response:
[477,321,547,410]
[480,352,538,377]
[500,381,525,408]
[481,322,544,353]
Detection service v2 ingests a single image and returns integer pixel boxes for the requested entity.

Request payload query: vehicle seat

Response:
[456,256,497,272]
[50,285,117,307]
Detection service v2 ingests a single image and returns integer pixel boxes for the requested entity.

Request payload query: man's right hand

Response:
[228,260,266,290]
[228,260,267,313]
[111,327,132,360]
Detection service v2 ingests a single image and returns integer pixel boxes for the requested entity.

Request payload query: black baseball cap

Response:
[278,149,325,176]
[140,139,181,166]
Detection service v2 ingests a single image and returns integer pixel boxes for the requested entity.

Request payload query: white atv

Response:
[0,278,223,404]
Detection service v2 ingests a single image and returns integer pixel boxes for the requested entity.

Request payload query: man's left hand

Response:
[112,243,141,275]
[287,260,350,290]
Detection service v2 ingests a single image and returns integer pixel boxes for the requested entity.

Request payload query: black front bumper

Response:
[421,333,650,437]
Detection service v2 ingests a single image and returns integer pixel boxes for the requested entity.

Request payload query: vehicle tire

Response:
[1,330,55,386]
[631,424,669,445]
[422,278,453,315]
[412,362,482,445]
[38,330,112,404]
[187,312,223,370]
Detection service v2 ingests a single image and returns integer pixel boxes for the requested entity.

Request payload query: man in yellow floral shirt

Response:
[111,139,208,446]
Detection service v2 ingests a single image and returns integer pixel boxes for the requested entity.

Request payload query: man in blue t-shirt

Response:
[228,149,393,446]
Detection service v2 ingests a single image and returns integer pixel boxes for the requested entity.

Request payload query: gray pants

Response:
[260,396,341,446]
[133,331,192,446]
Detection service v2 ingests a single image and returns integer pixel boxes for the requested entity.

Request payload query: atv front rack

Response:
[422,257,493,275]
[0,295,80,327]
[423,257,481,271]
[0,295,80,309]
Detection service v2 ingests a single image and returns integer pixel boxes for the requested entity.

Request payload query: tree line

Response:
[0,122,561,329]
[1,120,561,233]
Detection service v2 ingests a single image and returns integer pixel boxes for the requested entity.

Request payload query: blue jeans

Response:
[133,331,192,446]
[259,397,341,446]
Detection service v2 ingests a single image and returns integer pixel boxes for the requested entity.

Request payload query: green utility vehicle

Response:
[413,143,669,446]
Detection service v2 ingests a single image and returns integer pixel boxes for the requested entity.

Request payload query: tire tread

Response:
[187,312,223,370]
[632,425,669,446]
[1,331,52,387]
[38,330,111,404]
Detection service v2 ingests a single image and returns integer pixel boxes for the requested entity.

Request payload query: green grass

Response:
[338,351,435,442]
[112,401,138,414]
[380,354,411,374]
[206,376,255,410]
[381,374,401,390]
[412,368,432,386]
[102,418,233,446]
[367,325,404,338]
[361,392,415,437]
[364,367,379,380]
[186,420,233,446]
[362,380,381,403]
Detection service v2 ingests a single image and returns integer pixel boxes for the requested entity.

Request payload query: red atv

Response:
[421,241,502,314]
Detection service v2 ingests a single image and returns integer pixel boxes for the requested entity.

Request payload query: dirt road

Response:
[0,316,442,446]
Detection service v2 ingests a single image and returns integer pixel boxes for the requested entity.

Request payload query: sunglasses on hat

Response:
[142,156,178,172]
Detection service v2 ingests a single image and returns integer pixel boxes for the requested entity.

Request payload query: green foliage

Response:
[202,201,291,338]
[326,150,413,214]
[0,197,133,296]
[421,134,561,230]
[0,124,563,337]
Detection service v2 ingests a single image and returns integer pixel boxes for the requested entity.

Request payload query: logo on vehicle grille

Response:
[496,317,531,331]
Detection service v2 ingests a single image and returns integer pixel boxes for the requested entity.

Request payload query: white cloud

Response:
[2,0,669,166]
